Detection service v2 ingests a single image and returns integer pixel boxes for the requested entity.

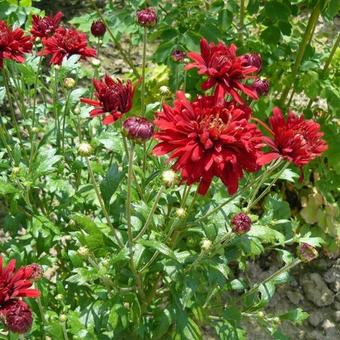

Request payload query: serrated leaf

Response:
[100,163,124,206]
[0,180,17,195]
[280,308,309,325]
[138,239,178,262]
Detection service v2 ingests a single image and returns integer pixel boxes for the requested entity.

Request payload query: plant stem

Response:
[93,2,140,78]
[246,162,289,211]
[126,143,135,251]
[85,157,124,247]
[280,2,321,105]
[243,259,301,298]
[61,322,69,340]
[239,0,245,43]
[134,185,164,241]
[141,26,147,115]
[36,297,47,338]
[61,91,71,154]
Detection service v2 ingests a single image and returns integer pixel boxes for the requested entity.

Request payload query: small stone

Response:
[306,330,325,340]
[308,311,324,327]
[336,292,340,302]
[286,290,303,305]
[321,319,338,339]
[334,311,340,322]
[301,273,335,307]
[333,301,340,310]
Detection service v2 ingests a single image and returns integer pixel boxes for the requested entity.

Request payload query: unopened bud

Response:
[31,127,39,133]
[185,93,191,100]
[201,239,212,252]
[25,263,43,281]
[122,117,154,143]
[11,167,20,175]
[136,7,157,27]
[59,314,67,322]
[91,58,101,67]
[231,213,252,235]
[78,142,93,157]
[297,243,318,263]
[162,170,176,187]
[176,208,186,218]
[55,294,64,301]
[64,77,76,89]
[159,85,170,96]
[123,302,130,309]
[78,246,89,256]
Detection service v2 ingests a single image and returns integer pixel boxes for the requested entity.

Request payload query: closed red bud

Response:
[231,213,252,234]
[136,8,157,27]
[171,49,185,62]
[91,20,106,37]
[243,53,262,72]
[297,243,318,263]
[123,117,154,142]
[253,78,270,96]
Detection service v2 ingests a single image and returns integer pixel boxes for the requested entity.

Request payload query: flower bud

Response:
[123,302,130,309]
[231,213,252,235]
[159,85,170,96]
[201,239,212,251]
[171,49,185,62]
[31,127,39,133]
[64,77,76,89]
[59,314,67,322]
[185,93,191,100]
[176,208,186,218]
[25,263,43,281]
[297,243,318,263]
[91,20,106,37]
[136,8,157,27]
[78,246,90,257]
[253,78,270,96]
[122,117,154,142]
[2,300,32,334]
[91,58,101,67]
[78,142,93,157]
[11,167,20,176]
[73,106,81,115]
[162,170,176,187]
[55,294,64,301]
[243,53,262,72]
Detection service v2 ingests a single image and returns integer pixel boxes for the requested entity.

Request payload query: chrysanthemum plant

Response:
[0,1,336,338]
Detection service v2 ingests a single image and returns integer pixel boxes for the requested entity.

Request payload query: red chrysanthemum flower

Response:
[39,27,96,65]
[0,257,40,305]
[0,21,33,69]
[185,38,259,104]
[31,11,63,38]
[153,91,264,195]
[257,107,328,167]
[0,300,32,334]
[81,75,135,125]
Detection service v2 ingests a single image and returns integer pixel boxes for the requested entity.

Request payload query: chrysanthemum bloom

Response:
[1,300,32,334]
[31,11,63,38]
[81,75,135,125]
[0,21,33,69]
[171,49,185,62]
[39,27,96,65]
[253,78,269,96]
[231,213,252,234]
[297,243,318,263]
[153,91,264,195]
[0,257,41,333]
[243,53,262,72]
[136,8,157,27]
[185,38,259,104]
[123,117,154,142]
[257,107,328,167]
[91,20,106,38]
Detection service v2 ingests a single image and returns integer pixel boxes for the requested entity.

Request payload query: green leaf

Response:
[279,168,299,182]
[261,26,281,45]
[138,239,179,262]
[100,163,124,206]
[280,308,309,325]
[264,1,291,21]
[248,224,285,245]
[8,0,31,6]
[0,179,17,195]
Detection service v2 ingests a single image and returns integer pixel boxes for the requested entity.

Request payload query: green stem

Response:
[280,2,321,105]
[239,0,245,43]
[246,162,289,211]
[93,3,140,78]
[141,26,147,115]
[134,186,164,241]
[36,297,47,339]
[62,91,72,154]
[243,259,301,298]
[86,157,124,247]
[126,143,135,250]
[61,322,69,340]
[53,68,60,148]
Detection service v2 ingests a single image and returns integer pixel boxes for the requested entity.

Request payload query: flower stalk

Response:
[141,26,147,115]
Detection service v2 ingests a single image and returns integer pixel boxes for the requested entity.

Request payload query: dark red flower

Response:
[0,300,32,334]
[91,20,106,38]
[297,243,318,263]
[39,27,96,65]
[31,11,63,38]
[231,213,252,234]
[252,78,269,96]
[243,53,262,72]
[0,21,33,69]
[185,38,259,104]
[257,107,328,167]
[81,75,135,125]
[153,91,264,195]
[0,257,40,305]
[123,117,154,142]
[136,8,157,27]
[171,49,185,62]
